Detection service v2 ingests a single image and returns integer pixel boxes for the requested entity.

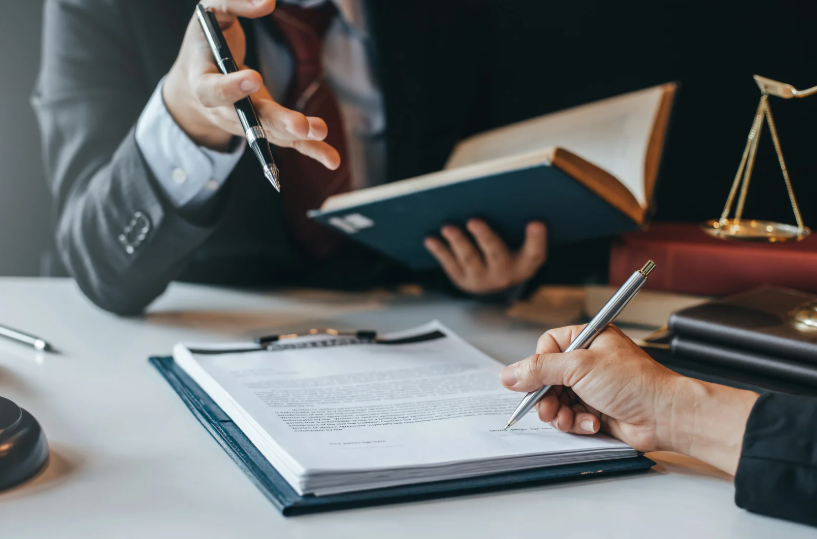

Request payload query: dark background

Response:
[1,0,816,276]
[490,0,817,228]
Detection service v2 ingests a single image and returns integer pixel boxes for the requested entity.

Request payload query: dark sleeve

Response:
[31,0,220,315]
[734,391,817,526]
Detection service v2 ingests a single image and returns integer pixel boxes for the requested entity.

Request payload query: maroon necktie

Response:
[271,2,351,260]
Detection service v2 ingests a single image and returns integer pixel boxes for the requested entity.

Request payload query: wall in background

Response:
[0,1,50,276]
[490,0,817,229]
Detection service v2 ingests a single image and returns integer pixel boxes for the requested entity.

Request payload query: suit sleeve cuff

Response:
[135,76,245,209]
[734,391,817,526]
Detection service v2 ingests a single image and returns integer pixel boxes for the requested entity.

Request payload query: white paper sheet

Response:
[173,321,634,495]
[445,86,667,207]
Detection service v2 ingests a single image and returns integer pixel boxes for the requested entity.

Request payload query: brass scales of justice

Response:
[702,75,817,328]
[703,75,815,242]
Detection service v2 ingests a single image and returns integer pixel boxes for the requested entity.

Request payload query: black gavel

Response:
[0,396,49,492]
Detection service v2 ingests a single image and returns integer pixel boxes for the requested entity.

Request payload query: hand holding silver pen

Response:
[502,260,656,430]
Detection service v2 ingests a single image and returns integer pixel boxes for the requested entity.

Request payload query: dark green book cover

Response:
[309,83,676,270]
[309,159,640,270]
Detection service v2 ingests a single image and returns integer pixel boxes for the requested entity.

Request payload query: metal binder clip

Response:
[255,329,378,347]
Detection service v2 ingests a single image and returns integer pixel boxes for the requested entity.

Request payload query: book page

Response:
[446,86,667,207]
[316,148,554,212]
[174,322,633,495]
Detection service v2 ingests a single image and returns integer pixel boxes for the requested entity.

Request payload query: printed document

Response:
[173,321,635,495]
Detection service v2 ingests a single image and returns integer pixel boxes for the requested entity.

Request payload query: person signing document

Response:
[501,325,817,527]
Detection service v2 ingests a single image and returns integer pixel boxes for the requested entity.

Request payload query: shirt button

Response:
[172,168,187,184]
[204,179,219,191]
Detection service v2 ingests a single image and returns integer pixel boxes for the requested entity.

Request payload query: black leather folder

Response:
[665,287,817,389]
[150,356,655,516]
[646,346,817,397]
[670,335,817,387]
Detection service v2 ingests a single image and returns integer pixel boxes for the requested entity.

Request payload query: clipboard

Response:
[150,356,655,516]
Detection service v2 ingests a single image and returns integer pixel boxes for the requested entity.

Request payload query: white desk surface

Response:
[0,278,812,538]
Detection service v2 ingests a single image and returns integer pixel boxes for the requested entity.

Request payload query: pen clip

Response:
[195,4,222,54]
[255,330,378,346]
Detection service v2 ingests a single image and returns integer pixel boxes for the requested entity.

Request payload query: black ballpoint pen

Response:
[195,4,281,191]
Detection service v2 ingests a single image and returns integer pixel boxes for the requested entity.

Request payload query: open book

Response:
[309,84,677,269]
[172,322,635,496]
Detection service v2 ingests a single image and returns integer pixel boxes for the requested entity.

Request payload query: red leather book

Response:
[609,222,817,296]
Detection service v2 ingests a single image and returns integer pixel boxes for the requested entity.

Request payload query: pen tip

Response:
[264,164,281,192]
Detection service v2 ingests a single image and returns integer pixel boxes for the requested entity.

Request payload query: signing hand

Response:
[500,325,759,474]
[163,0,340,169]
[424,219,547,294]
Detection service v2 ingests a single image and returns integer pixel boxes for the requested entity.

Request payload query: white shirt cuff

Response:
[135,77,245,209]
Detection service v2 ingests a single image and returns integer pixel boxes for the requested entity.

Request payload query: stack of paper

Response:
[173,321,635,496]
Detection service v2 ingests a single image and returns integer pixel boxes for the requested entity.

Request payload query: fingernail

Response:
[500,364,518,386]
[581,420,595,433]
[240,79,258,92]
[251,0,267,5]
[553,418,560,430]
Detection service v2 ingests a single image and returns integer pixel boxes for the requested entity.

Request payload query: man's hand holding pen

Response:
[501,325,760,475]
[161,0,548,294]
[163,0,340,170]
[501,326,676,443]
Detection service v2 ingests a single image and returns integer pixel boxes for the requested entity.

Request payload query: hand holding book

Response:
[424,219,547,294]
[310,84,677,270]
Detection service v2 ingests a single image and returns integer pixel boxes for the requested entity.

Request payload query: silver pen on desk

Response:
[0,324,53,352]
[502,260,656,430]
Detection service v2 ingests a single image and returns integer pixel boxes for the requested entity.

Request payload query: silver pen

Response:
[0,324,53,352]
[503,260,656,430]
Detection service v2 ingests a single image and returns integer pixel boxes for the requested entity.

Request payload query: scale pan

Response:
[702,219,810,242]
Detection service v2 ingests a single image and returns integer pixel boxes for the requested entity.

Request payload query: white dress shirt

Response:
[135,0,386,209]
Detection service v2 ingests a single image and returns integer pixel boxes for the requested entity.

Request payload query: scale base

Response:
[793,302,817,329]
[702,219,811,243]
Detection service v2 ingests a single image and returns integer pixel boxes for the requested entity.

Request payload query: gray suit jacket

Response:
[33,0,493,314]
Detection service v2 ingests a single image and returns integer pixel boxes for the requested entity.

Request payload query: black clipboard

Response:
[150,356,655,516]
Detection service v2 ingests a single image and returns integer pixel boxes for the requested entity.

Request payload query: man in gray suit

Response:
[33,0,548,315]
